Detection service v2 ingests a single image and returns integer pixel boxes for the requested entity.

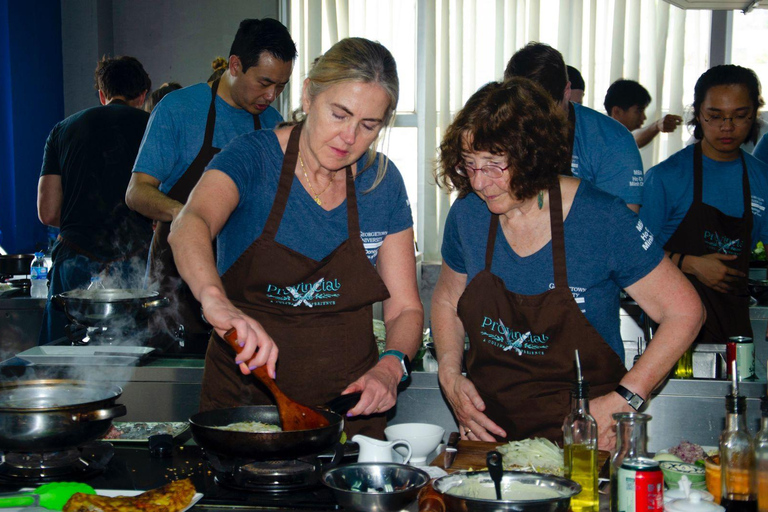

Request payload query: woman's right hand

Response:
[440,370,506,441]
[200,286,279,378]
[688,253,744,293]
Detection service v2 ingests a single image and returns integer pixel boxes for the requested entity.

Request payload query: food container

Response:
[665,493,724,512]
[321,463,430,512]
[705,455,721,502]
[659,461,706,488]
[431,470,581,512]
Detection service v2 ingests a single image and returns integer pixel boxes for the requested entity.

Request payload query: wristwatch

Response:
[615,384,645,411]
[380,350,411,382]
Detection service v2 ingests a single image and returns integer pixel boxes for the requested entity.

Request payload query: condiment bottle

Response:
[755,396,768,512]
[610,412,663,512]
[564,350,598,512]
[720,362,756,511]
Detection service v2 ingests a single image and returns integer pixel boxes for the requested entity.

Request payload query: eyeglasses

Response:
[700,113,754,128]
[456,164,509,179]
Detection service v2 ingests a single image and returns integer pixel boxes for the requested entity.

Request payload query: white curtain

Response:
[286,0,707,262]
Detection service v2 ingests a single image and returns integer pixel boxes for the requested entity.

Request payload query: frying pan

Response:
[189,394,360,460]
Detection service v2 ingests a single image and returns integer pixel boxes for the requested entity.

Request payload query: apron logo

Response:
[704,230,743,255]
[479,317,549,356]
[286,278,324,307]
[265,278,341,307]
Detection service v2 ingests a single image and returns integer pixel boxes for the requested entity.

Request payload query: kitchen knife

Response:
[443,431,460,469]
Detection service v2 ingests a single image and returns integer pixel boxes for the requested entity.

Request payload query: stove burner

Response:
[0,442,114,483]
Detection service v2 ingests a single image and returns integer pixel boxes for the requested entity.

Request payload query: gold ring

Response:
[465,428,472,435]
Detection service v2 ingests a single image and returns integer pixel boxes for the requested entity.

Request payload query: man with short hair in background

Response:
[126,18,296,347]
[37,56,153,344]
[505,43,644,212]
[605,79,683,149]
[566,65,585,104]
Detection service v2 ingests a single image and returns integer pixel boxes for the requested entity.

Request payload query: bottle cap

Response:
[34,252,44,257]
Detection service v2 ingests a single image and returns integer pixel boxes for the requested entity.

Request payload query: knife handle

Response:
[418,483,445,512]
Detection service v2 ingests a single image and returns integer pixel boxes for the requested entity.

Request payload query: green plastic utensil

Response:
[0,482,96,510]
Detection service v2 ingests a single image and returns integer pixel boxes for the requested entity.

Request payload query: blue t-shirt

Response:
[571,102,644,205]
[754,132,768,164]
[441,182,663,358]
[132,83,283,193]
[208,130,414,274]
[640,145,768,249]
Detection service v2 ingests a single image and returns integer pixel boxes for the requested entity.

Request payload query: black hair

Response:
[689,64,764,144]
[504,42,568,102]
[93,56,151,100]
[144,82,182,113]
[229,18,297,72]
[566,65,585,91]
[604,79,651,113]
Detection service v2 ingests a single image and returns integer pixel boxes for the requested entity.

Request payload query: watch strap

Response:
[380,350,410,382]
[615,384,645,411]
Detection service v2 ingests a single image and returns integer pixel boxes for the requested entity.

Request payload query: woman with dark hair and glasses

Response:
[431,78,703,449]
[641,64,768,346]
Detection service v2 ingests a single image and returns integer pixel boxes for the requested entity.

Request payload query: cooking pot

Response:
[0,379,126,452]
[0,254,33,276]
[53,289,169,327]
[427,470,581,512]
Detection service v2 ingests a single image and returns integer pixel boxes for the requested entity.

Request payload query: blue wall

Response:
[0,0,64,254]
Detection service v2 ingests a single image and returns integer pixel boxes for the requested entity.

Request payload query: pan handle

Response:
[143,297,170,310]
[71,404,127,422]
[323,393,362,415]
[418,483,445,512]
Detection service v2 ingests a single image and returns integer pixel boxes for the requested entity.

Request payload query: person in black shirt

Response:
[37,56,152,344]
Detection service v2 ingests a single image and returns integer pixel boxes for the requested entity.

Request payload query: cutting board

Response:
[431,439,610,474]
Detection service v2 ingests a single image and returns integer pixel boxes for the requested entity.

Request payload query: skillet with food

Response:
[189,393,360,460]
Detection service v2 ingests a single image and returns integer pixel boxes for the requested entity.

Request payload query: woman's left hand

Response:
[340,360,400,417]
[590,391,633,451]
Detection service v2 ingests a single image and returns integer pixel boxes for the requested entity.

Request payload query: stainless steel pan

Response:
[0,379,126,452]
[53,288,169,327]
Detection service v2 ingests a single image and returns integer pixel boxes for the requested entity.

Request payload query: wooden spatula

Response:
[223,327,330,431]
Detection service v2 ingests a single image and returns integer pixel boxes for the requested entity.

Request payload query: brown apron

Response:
[663,142,752,344]
[456,180,627,443]
[199,124,391,438]
[148,79,261,338]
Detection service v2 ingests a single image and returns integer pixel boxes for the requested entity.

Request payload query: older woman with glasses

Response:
[431,78,703,449]
[641,64,768,346]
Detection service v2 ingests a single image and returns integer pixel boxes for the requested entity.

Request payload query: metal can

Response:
[727,336,755,381]
[616,458,663,512]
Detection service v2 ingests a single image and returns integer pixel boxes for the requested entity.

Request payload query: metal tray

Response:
[104,422,190,443]
[15,345,156,366]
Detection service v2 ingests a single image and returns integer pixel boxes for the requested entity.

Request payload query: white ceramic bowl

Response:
[384,423,445,465]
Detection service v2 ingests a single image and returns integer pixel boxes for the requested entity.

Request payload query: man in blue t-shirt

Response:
[125,18,296,344]
[504,43,644,212]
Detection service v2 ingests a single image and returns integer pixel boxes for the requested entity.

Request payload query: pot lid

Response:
[664,487,714,503]
[665,493,724,512]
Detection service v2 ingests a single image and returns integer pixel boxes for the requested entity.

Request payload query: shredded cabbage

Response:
[496,438,564,476]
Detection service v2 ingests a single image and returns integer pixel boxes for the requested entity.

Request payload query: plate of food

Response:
[103,422,190,443]
[61,478,201,512]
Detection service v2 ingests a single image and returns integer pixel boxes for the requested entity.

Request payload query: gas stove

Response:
[0,444,342,511]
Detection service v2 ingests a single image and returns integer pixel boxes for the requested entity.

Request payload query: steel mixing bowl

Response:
[432,470,581,512]
[321,462,430,512]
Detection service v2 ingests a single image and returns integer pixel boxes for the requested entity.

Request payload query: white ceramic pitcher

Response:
[352,434,412,464]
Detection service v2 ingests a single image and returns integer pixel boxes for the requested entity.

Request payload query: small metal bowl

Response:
[321,462,430,512]
[433,470,581,512]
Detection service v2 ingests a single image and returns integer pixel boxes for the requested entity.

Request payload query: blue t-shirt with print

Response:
[132,83,283,193]
[754,132,768,164]
[208,130,413,274]
[640,145,768,249]
[441,182,663,359]
[571,102,644,205]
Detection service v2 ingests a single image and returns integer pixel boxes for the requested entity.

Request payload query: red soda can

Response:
[727,336,755,381]
[616,458,663,511]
